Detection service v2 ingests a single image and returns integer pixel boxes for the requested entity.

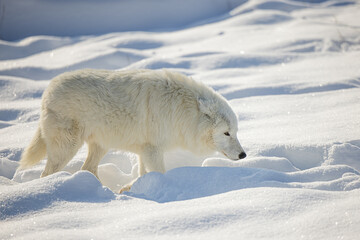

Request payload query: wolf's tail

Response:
[19,127,47,169]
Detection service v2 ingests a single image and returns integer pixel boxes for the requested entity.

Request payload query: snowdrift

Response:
[0,171,114,220]
[128,165,360,202]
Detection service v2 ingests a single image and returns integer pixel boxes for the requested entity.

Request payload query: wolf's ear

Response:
[198,97,216,118]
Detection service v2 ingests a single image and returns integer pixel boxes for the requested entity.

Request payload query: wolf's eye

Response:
[224,132,230,136]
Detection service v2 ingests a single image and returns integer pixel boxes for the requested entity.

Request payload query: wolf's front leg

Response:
[140,144,165,174]
[119,144,164,194]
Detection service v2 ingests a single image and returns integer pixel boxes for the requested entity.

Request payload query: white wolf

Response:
[20,69,246,190]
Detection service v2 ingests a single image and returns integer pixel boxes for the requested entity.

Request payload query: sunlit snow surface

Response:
[1,0,360,239]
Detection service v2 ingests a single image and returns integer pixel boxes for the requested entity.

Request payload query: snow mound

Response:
[128,165,360,202]
[325,142,360,171]
[0,158,19,179]
[203,156,299,172]
[0,171,115,220]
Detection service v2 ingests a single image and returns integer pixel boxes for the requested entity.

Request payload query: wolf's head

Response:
[198,96,246,160]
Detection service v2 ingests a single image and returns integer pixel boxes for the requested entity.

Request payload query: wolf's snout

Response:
[239,152,246,159]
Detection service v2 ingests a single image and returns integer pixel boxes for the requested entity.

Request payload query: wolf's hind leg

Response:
[81,141,107,179]
[41,124,83,178]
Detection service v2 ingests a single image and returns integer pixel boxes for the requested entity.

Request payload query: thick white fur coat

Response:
[20,69,246,189]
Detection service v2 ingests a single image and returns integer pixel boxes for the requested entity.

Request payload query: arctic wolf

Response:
[20,69,246,188]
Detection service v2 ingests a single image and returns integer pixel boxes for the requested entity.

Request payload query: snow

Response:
[1,0,243,41]
[1,0,360,239]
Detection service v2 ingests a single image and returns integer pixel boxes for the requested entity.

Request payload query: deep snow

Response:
[1,0,360,239]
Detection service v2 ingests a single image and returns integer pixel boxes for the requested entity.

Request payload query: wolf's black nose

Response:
[239,152,247,159]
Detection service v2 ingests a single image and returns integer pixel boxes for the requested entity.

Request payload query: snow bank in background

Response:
[0,0,244,41]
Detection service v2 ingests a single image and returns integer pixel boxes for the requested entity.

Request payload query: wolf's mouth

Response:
[221,151,239,161]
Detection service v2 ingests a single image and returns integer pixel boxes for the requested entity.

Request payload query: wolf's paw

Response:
[119,184,132,194]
